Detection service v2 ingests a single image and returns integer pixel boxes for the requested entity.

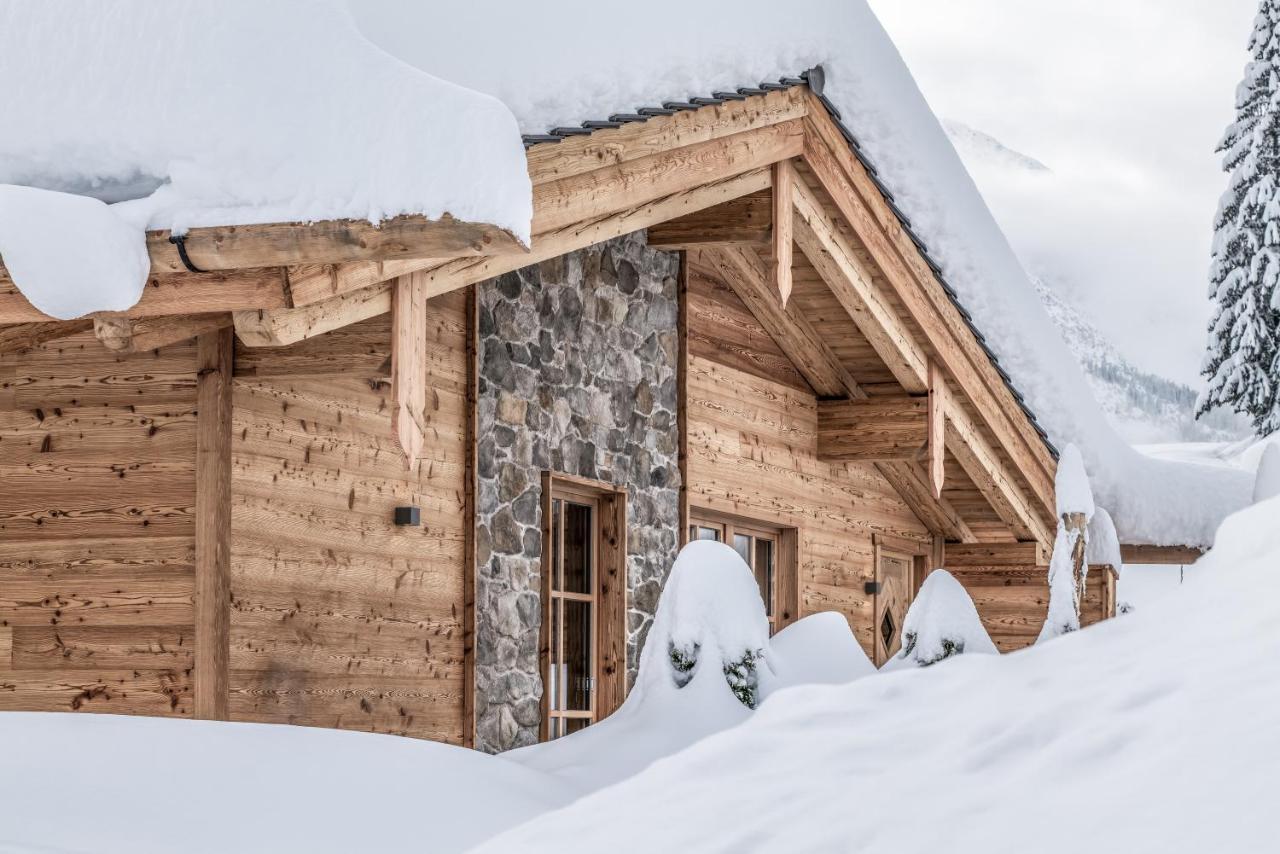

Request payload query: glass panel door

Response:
[546,491,598,739]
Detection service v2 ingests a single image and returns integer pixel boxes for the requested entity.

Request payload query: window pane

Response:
[563,598,593,712]
[550,498,562,593]
[549,598,563,711]
[733,533,751,567]
[695,526,721,542]
[566,717,590,735]
[755,538,774,617]
[563,502,593,595]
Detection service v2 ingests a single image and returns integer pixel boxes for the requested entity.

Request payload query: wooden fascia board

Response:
[799,95,1057,521]
[1119,544,1205,565]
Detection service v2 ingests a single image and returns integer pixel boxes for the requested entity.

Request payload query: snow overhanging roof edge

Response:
[519,69,1058,462]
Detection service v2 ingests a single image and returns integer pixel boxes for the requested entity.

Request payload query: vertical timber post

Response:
[195,327,233,720]
[462,284,478,748]
[1065,511,1089,620]
[771,160,795,306]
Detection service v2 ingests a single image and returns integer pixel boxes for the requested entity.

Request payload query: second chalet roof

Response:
[352,0,1253,547]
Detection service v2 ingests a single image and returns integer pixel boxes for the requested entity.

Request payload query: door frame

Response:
[539,472,628,740]
[872,534,933,666]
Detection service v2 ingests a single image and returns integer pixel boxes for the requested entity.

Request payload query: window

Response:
[541,474,627,740]
[688,510,794,635]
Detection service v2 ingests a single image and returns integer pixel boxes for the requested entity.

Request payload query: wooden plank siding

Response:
[685,268,932,659]
[227,293,469,742]
[0,331,197,715]
[944,565,1118,652]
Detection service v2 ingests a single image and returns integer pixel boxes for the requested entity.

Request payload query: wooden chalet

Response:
[0,75,1131,752]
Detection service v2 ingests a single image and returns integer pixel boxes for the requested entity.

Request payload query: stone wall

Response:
[474,232,682,753]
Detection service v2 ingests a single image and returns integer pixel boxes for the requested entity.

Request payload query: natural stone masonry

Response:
[474,232,682,753]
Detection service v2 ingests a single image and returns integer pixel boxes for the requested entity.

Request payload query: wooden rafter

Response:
[390,273,429,469]
[877,461,976,544]
[772,160,795,306]
[234,281,392,348]
[94,312,233,353]
[697,246,861,399]
[800,95,1057,519]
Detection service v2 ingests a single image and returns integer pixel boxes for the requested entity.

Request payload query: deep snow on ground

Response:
[481,498,1280,852]
[4,505,1277,853]
[0,713,563,854]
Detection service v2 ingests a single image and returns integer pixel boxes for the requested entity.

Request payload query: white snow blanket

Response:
[349,0,1253,547]
[481,495,1280,852]
[880,569,997,670]
[0,0,531,318]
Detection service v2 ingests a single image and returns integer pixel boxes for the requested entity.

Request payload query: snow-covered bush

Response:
[881,570,997,670]
[1039,444,1095,642]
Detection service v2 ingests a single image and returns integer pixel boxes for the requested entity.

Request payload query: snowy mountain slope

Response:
[945,120,1248,445]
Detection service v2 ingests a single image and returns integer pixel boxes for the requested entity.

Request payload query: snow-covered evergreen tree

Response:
[1201,1,1280,436]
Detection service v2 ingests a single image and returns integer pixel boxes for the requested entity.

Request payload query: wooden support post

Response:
[772,160,795,306]
[1065,511,1089,619]
[194,327,233,720]
[462,285,478,748]
[927,362,949,499]
[391,273,428,469]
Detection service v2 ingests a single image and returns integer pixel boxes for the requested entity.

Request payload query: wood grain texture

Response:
[195,327,233,720]
[647,191,772,249]
[227,289,468,742]
[816,396,928,462]
[1119,544,1204,565]
[772,160,795,306]
[0,331,197,716]
[942,564,1114,651]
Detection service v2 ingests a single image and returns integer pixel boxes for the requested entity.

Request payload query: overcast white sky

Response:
[869,0,1258,384]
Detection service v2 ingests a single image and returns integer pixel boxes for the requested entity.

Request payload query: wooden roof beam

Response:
[800,95,1057,519]
[0,318,93,355]
[791,175,929,394]
[877,460,977,544]
[1119,544,1204,565]
[697,245,862,399]
[817,396,928,462]
[94,312,233,353]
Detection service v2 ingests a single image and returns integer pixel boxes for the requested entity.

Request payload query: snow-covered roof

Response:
[0,0,1252,546]
[0,0,531,318]
[350,0,1250,547]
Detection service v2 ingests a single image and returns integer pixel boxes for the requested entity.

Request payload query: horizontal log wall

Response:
[945,564,1116,652]
[0,331,197,715]
[228,294,469,742]
[685,267,932,658]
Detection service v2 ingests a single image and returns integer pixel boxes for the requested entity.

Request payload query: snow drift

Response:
[505,540,874,794]
[481,495,1280,853]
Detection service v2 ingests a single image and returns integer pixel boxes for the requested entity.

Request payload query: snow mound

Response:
[0,713,562,854]
[763,611,876,691]
[504,541,873,794]
[483,496,1280,853]
[1086,506,1123,573]
[0,0,530,318]
[881,570,997,670]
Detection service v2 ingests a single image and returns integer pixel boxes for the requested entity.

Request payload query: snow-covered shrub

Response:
[881,570,997,670]
[652,541,770,709]
[1039,444,1095,642]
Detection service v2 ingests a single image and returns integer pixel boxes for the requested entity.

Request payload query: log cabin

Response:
[0,74,1134,754]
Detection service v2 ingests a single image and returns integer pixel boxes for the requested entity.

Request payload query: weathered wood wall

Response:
[685,265,932,658]
[946,565,1117,652]
[0,331,197,715]
[228,292,469,742]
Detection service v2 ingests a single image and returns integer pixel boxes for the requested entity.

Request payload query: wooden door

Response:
[875,552,913,665]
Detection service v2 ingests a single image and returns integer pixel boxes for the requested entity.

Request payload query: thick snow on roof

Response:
[350,0,1252,546]
[0,0,530,318]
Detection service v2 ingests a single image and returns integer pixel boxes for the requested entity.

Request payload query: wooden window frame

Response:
[687,507,799,633]
[539,473,627,741]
